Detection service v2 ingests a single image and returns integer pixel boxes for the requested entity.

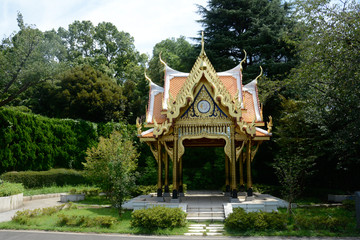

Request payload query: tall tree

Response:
[0,13,63,107]
[284,0,360,190]
[37,65,126,123]
[197,0,297,81]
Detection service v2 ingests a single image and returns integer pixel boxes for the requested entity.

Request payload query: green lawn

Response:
[0,206,188,235]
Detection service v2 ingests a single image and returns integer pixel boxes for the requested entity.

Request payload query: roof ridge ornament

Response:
[200,31,206,56]
[240,50,247,71]
[159,51,167,67]
[255,66,263,83]
[144,69,153,86]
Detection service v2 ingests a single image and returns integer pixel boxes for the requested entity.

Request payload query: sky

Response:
[0,0,208,55]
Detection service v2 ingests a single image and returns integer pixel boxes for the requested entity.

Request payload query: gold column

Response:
[172,128,178,199]
[164,151,169,193]
[230,126,237,198]
[179,157,183,194]
[157,141,162,197]
[247,139,253,196]
[225,155,230,192]
[239,150,244,189]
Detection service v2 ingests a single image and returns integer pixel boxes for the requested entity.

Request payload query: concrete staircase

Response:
[186,205,225,222]
[185,224,225,236]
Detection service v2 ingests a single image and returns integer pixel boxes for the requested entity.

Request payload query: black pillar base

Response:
[231,189,238,198]
[172,189,178,199]
[179,185,183,193]
[164,185,169,193]
[225,185,230,193]
[247,187,253,197]
[239,185,245,192]
[157,188,162,197]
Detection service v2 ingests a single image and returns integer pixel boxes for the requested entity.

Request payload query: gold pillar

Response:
[179,157,183,193]
[225,155,230,192]
[230,126,237,198]
[247,139,253,195]
[164,151,169,192]
[157,141,162,197]
[239,150,244,188]
[172,128,178,199]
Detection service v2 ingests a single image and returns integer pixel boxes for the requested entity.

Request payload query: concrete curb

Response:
[23,193,66,202]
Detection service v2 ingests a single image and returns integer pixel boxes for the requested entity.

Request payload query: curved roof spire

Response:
[255,66,263,83]
[240,50,247,71]
[159,51,167,67]
[200,31,206,56]
[144,69,153,86]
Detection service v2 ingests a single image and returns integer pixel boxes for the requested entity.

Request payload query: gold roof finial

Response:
[144,69,153,86]
[240,50,247,71]
[159,51,167,66]
[200,31,205,56]
[255,66,263,83]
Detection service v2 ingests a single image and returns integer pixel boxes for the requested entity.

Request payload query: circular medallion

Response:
[197,100,211,113]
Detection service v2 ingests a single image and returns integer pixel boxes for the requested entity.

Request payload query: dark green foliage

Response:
[225,208,287,231]
[1,169,87,188]
[0,181,24,197]
[0,108,98,171]
[33,65,126,123]
[197,0,297,80]
[131,206,187,229]
[294,215,349,232]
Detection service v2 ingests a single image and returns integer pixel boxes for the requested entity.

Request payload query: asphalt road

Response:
[1,230,360,240]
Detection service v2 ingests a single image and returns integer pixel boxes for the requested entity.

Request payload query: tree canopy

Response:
[197,0,297,81]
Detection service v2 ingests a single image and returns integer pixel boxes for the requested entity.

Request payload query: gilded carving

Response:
[136,117,142,136]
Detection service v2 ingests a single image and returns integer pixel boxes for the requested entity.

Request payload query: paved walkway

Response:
[0,197,63,223]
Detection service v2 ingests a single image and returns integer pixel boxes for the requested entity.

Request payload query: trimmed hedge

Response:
[0,181,24,197]
[0,169,87,188]
[225,208,287,231]
[0,108,135,173]
[131,206,187,229]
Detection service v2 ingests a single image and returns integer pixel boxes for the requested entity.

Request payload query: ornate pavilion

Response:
[137,33,272,201]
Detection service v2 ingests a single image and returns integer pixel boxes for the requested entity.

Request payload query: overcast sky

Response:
[0,0,208,55]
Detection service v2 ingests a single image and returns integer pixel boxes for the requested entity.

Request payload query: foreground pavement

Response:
[1,230,360,240]
[0,197,63,223]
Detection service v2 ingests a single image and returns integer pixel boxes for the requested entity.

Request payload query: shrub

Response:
[131,206,187,229]
[57,214,116,228]
[1,169,87,188]
[294,215,349,231]
[225,208,287,231]
[0,181,24,197]
[342,199,355,211]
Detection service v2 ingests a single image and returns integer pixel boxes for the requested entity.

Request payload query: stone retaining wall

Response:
[0,193,23,213]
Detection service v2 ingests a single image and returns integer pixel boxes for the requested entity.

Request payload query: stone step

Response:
[207,232,223,236]
[187,212,224,217]
[186,216,225,221]
[184,233,203,236]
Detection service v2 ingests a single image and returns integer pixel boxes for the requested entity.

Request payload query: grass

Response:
[23,185,97,196]
[0,206,188,235]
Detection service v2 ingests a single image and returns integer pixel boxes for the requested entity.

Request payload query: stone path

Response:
[185,223,225,236]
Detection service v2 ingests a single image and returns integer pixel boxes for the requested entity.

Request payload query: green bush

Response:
[1,169,87,188]
[294,215,349,231]
[131,206,187,229]
[12,205,64,224]
[0,181,24,197]
[57,214,116,228]
[342,199,355,211]
[225,208,287,231]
